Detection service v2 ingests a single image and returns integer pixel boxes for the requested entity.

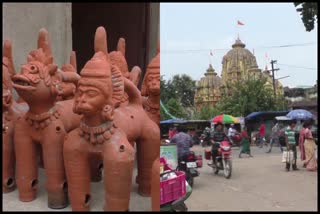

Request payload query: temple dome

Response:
[222,38,258,69]
[197,64,222,89]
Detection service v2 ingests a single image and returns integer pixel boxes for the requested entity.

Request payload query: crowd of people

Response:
[165,118,317,172]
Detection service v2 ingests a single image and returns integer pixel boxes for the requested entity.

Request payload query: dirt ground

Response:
[186,145,318,211]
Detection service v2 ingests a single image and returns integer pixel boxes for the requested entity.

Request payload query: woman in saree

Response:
[303,121,317,171]
[299,121,306,167]
[239,127,253,158]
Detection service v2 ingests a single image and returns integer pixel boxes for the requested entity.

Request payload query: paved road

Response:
[2,165,151,211]
[187,145,317,211]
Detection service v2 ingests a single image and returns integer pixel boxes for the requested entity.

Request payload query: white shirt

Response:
[228,127,236,137]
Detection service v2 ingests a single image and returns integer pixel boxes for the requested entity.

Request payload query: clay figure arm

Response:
[129,66,141,87]
[123,77,142,106]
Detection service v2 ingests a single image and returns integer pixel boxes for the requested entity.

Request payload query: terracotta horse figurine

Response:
[63,27,135,211]
[2,40,29,193]
[11,28,81,209]
[88,27,160,197]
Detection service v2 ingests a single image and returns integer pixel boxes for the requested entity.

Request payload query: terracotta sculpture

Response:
[64,27,134,211]
[2,40,29,193]
[56,51,77,101]
[11,29,81,209]
[151,157,160,211]
[109,38,141,108]
[141,42,160,126]
[88,27,160,197]
[109,37,142,87]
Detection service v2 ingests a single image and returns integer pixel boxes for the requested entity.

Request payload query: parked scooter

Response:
[160,181,192,212]
[208,140,232,179]
[176,151,201,187]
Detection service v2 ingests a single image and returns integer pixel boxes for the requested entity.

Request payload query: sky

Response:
[160,3,318,88]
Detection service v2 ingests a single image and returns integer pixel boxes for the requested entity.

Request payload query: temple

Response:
[194,37,284,110]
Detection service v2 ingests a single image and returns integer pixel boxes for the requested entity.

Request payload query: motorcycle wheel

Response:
[213,162,219,174]
[223,159,232,179]
[172,202,188,212]
[186,174,194,187]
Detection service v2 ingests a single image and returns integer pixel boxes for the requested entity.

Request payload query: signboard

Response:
[160,144,178,169]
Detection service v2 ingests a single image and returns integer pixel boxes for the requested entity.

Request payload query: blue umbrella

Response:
[286,109,314,120]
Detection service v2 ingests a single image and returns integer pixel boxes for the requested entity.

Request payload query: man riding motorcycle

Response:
[210,123,228,167]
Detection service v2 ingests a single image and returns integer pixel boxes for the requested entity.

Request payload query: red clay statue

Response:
[64,27,135,211]
[11,29,81,209]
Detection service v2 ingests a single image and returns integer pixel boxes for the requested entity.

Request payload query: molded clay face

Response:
[146,72,160,95]
[74,84,106,116]
[12,55,60,104]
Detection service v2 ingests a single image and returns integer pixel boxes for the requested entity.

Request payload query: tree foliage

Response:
[294,2,318,32]
[160,74,196,108]
[214,76,287,117]
[161,98,188,120]
[192,106,219,120]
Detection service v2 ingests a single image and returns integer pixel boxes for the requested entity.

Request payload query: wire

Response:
[161,42,316,53]
[277,63,317,70]
[160,100,177,119]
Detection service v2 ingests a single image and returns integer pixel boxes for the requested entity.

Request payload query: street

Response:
[187,145,318,211]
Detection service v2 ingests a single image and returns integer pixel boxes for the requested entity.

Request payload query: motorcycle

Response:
[200,133,211,147]
[176,151,201,187]
[229,133,242,147]
[160,181,192,212]
[208,140,232,179]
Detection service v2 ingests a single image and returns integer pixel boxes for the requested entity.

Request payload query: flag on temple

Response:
[265,53,269,59]
[237,20,245,26]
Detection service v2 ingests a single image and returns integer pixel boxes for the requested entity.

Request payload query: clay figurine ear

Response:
[69,51,77,72]
[117,38,126,57]
[94,26,108,55]
[37,28,53,60]
[102,104,114,121]
[130,66,141,87]
[47,64,58,76]
[3,39,16,76]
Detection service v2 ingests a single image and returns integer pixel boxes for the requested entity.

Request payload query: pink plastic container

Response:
[160,170,186,205]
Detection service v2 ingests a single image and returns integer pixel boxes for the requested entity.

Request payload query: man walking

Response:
[285,120,299,171]
[170,127,193,160]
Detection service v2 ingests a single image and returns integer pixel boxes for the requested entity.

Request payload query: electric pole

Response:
[270,60,280,98]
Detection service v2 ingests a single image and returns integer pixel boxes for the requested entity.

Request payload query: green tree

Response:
[160,75,176,104]
[294,2,318,32]
[165,74,196,108]
[192,106,219,120]
[165,98,188,119]
[215,76,280,116]
[160,103,171,121]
